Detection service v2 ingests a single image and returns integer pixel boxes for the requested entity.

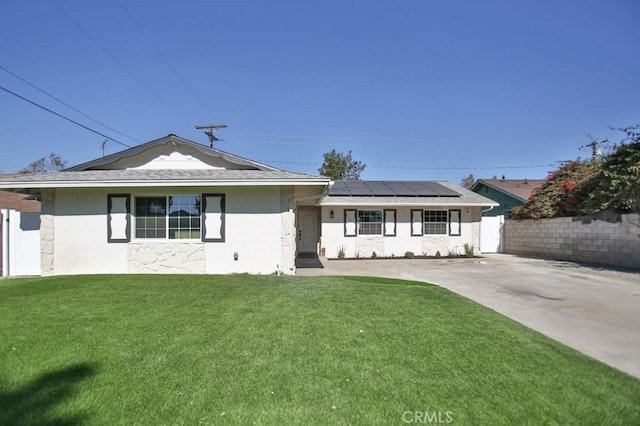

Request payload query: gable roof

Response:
[0,135,330,190]
[66,134,280,172]
[321,181,498,207]
[471,178,545,203]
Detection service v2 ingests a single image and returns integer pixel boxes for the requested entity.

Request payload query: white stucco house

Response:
[0,134,497,276]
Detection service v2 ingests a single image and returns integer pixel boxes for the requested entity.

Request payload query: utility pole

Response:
[580,138,605,160]
[195,124,227,148]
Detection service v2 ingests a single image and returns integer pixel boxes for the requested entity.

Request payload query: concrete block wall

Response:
[504,214,640,270]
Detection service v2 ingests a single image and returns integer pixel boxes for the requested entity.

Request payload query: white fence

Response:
[1,209,41,277]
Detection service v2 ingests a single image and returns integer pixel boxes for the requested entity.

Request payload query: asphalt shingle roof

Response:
[0,169,328,189]
[474,179,545,202]
[0,190,40,212]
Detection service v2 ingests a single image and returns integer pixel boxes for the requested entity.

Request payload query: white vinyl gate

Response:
[1,209,41,276]
[480,215,504,253]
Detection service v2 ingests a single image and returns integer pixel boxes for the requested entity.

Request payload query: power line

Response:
[117,0,224,123]
[219,139,422,148]
[258,159,556,170]
[0,85,131,148]
[226,131,426,143]
[49,0,193,127]
[0,64,143,144]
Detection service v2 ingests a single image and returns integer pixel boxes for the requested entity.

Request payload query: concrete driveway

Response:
[297,254,640,379]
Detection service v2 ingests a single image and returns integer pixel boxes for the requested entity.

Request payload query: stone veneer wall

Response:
[504,214,640,270]
[40,189,55,276]
[128,243,205,273]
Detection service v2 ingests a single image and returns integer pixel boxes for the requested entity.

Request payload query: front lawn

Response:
[0,275,638,425]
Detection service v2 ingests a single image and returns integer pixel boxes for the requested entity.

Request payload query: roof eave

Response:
[0,178,330,189]
[472,180,528,203]
[320,199,499,207]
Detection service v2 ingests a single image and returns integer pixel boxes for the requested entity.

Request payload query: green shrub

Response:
[435,251,441,258]
[371,251,378,259]
[464,243,474,258]
[337,245,346,260]
[404,251,415,259]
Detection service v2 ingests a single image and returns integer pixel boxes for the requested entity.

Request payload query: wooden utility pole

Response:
[195,124,227,147]
[580,139,603,160]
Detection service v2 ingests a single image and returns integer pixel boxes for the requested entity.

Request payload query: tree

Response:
[512,123,640,219]
[460,174,475,189]
[318,149,366,180]
[581,125,640,214]
[19,152,68,174]
[511,161,599,219]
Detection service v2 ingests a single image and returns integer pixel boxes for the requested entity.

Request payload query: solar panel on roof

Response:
[403,182,438,196]
[385,182,417,196]
[366,181,396,196]
[328,181,351,196]
[328,180,461,197]
[345,181,373,196]
[426,182,461,197]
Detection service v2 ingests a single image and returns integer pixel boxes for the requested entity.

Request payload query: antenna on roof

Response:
[195,124,227,148]
[100,139,107,157]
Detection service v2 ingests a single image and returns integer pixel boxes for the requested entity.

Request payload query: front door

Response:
[298,210,318,253]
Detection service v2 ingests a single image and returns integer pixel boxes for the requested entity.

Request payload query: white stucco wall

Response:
[103,145,244,170]
[54,188,129,275]
[49,186,288,275]
[321,206,482,258]
[203,186,284,275]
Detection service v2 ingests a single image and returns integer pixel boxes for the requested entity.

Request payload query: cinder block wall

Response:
[503,214,640,270]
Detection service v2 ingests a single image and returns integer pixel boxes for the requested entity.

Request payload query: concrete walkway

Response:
[297,254,640,379]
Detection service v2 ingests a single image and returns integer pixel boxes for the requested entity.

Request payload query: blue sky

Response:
[1,0,638,182]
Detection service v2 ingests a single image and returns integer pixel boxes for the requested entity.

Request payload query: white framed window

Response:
[357,210,383,235]
[135,195,201,240]
[424,210,447,235]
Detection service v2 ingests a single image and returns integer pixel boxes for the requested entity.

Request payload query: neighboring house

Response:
[470,178,544,253]
[0,188,41,276]
[0,187,41,213]
[471,178,544,217]
[0,134,498,276]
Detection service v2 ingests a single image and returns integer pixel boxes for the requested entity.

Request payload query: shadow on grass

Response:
[0,363,96,425]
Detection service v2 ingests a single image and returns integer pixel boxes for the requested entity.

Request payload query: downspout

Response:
[481,205,495,214]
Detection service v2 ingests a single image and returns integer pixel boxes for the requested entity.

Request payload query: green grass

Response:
[0,275,638,425]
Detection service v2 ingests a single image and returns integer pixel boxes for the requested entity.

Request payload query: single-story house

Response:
[471,178,544,217]
[0,134,497,276]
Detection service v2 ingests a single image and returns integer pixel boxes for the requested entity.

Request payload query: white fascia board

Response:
[0,179,330,189]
